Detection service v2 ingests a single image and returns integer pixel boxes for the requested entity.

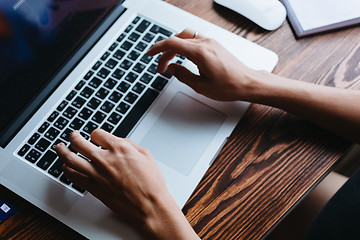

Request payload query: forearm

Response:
[245,71,360,144]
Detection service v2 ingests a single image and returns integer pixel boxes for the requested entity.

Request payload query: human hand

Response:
[55,129,199,240]
[147,28,265,101]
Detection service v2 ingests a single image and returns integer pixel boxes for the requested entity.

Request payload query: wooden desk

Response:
[1,0,359,239]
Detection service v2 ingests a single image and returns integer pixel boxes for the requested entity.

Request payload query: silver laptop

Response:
[0,0,278,239]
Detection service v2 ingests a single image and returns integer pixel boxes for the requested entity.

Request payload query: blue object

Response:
[0,200,18,224]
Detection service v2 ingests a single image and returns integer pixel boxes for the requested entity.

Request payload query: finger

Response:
[62,164,91,190]
[56,142,95,177]
[147,37,200,64]
[167,63,203,91]
[176,28,204,39]
[156,51,177,73]
[69,131,103,162]
[90,128,117,150]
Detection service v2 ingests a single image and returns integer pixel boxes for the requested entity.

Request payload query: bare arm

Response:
[148,29,360,144]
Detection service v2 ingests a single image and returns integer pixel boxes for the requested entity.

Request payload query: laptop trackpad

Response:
[140,92,225,176]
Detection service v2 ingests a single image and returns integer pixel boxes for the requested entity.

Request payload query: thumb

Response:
[167,63,202,90]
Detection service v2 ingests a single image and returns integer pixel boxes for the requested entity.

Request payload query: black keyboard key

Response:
[101,51,111,61]
[113,89,159,138]
[120,59,133,70]
[28,133,40,145]
[152,76,168,91]
[87,97,101,110]
[133,62,146,74]
[92,61,102,70]
[70,118,85,130]
[128,32,140,42]
[25,149,41,163]
[135,42,148,52]
[125,72,138,83]
[48,159,63,177]
[109,91,123,103]
[124,92,138,104]
[124,25,133,33]
[45,127,60,141]
[54,117,69,130]
[57,100,68,112]
[38,122,50,133]
[133,83,146,94]
[117,81,131,93]
[136,20,151,33]
[112,69,125,80]
[161,70,172,79]
[89,77,102,89]
[109,42,118,51]
[143,32,155,43]
[79,107,93,120]
[84,70,94,80]
[92,111,106,124]
[117,33,126,42]
[60,128,73,142]
[35,138,51,152]
[48,111,59,122]
[80,132,90,140]
[121,41,133,51]
[72,184,86,193]
[155,36,165,43]
[60,174,71,185]
[72,96,86,109]
[148,63,157,74]
[96,88,110,99]
[140,54,153,64]
[132,16,141,24]
[97,68,110,79]
[116,102,130,114]
[101,101,115,113]
[63,106,78,119]
[80,87,95,99]
[66,90,77,101]
[140,73,153,84]
[105,59,118,69]
[149,24,172,37]
[83,122,98,134]
[75,80,86,91]
[51,139,65,151]
[101,123,114,133]
[113,49,126,60]
[128,50,140,61]
[18,144,31,157]
[37,150,57,170]
[108,112,122,125]
[104,78,117,90]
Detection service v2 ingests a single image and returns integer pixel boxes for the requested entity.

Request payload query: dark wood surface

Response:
[1,0,359,239]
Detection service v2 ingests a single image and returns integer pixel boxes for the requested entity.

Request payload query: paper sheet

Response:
[288,0,360,31]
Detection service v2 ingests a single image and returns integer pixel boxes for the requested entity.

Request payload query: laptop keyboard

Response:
[15,15,185,195]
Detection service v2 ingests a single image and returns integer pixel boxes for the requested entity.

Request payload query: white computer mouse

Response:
[214,0,287,30]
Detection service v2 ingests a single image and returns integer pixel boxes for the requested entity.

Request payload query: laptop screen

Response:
[0,0,119,143]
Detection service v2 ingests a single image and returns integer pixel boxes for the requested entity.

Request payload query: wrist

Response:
[143,190,199,240]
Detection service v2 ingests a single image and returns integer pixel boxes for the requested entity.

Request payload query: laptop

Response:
[0,0,278,239]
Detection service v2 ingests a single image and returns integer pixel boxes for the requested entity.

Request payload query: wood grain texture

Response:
[0,0,358,239]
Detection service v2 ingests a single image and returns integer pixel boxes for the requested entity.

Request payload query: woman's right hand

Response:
[147,28,266,102]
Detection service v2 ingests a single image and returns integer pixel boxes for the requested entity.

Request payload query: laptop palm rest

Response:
[1,160,79,215]
[140,92,226,176]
